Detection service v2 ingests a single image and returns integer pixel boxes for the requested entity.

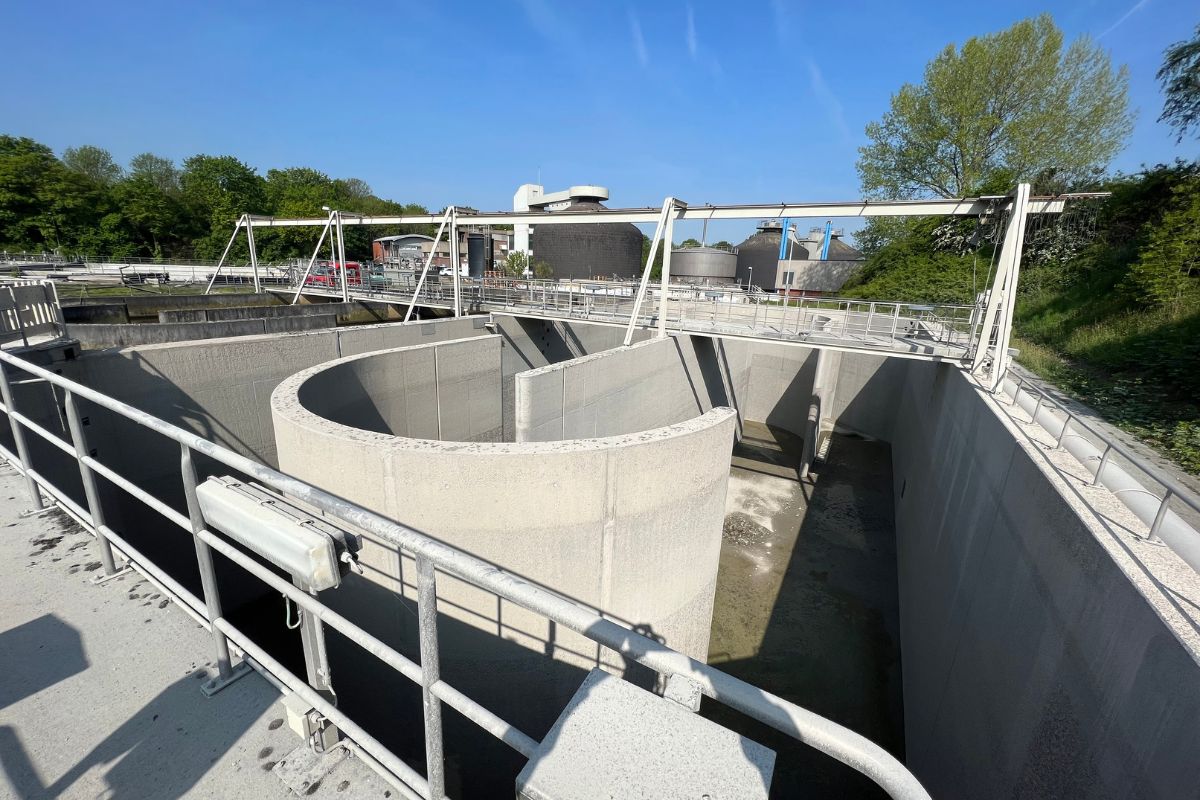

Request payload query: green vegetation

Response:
[0,136,434,262]
[847,14,1200,474]
[502,250,553,279]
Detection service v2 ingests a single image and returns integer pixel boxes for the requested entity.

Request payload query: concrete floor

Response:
[705,422,905,798]
[0,465,395,800]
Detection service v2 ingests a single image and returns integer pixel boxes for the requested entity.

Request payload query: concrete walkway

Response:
[0,465,393,800]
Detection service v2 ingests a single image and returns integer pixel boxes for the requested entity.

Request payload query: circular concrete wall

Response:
[271,339,736,751]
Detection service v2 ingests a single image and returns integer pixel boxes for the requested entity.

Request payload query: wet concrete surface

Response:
[705,422,904,798]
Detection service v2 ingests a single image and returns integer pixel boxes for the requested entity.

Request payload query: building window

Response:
[782,270,795,286]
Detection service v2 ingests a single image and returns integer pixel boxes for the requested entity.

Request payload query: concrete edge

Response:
[958,366,1200,667]
[271,339,738,454]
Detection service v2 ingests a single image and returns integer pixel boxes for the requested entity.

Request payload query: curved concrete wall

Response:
[274,340,734,686]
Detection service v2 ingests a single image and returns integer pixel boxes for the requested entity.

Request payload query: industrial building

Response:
[734,221,866,294]
[513,184,643,279]
[374,229,512,274]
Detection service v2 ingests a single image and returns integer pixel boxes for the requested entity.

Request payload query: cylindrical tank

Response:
[670,247,738,284]
[734,221,810,290]
[529,199,643,280]
[467,234,487,278]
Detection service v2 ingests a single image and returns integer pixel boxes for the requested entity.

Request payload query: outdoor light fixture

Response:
[196,476,357,591]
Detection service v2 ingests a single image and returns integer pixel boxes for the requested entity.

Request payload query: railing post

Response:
[0,360,41,509]
[180,442,250,695]
[1093,443,1112,487]
[1055,412,1073,448]
[8,287,29,348]
[416,555,446,799]
[63,390,119,575]
[1149,489,1172,542]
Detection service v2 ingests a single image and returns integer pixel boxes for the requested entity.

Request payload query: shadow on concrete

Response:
[0,672,273,800]
[0,614,271,800]
[706,428,905,799]
[0,614,88,712]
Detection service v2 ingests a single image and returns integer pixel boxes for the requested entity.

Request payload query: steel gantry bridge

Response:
[205,185,1083,388]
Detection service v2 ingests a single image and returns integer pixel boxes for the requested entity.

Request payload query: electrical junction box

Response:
[516,669,775,800]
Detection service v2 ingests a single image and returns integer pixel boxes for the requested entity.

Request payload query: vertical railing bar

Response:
[1149,489,1172,542]
[1093,443,1112,487]
[0,360,41,508]
[63,390,118,574]
[1056,411,1073,448]
[180,442,235,682]
[416,554,446,800]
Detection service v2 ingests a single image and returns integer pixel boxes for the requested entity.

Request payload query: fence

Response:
[0,348,930,800]
[996,369,1200,575]
[0,280,67,347]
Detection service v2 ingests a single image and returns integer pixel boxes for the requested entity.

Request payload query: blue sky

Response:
[3,0,1197,244]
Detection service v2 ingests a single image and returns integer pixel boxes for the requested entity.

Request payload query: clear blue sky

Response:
[3,0,1197,244]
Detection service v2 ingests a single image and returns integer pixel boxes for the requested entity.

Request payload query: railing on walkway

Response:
[0,348,931,800]
[0,280,67,347]
[994,369,1200,574]
[294,271,981,354]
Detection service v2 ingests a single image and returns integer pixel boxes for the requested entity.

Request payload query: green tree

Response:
[680,237,702,248]
[128,153,181,193]
[0,136,61,249]
[503,250,529,277]
[1158,23,1200,142]
[711,240,733,251]
[180,155,267,258]
[858,14,1132,200]
[62,145,123,186]
[1126,176,1200,311]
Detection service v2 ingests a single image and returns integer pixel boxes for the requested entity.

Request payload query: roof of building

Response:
[373,234,434,243]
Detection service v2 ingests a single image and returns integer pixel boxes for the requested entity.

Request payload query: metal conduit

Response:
[0,349,931,800]
[1000,374,1200,574]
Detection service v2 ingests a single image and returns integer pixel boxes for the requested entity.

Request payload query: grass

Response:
[1013,301,1200,476]
[57,282,264,299]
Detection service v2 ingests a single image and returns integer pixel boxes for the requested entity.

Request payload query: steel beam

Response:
[243,195,1074,229]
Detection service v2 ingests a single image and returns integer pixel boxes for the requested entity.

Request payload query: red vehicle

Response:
[305,260,364,288]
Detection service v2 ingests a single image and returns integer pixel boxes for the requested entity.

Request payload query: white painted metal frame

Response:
[404,209,453,323]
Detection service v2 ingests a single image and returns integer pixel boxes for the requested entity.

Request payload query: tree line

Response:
[0,138,436,262]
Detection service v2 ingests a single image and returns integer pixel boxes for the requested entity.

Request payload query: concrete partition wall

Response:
[890,363,1200,798]
[272,349,737,741]
[297,336,503,442]
[515,335,748,442]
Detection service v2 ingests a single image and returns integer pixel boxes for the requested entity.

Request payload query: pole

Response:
[291,213,335,304]
[451,209,461,317]
[246,217,261,293]
[335,211,350,303]
[623,198,674,346]
[404,210,451,322]
[204,215,244,295]
[657,205,678,338]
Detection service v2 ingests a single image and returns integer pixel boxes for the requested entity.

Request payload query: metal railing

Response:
[0,280,67,347]
[0,349,930,800]
[293,270,981,354]
[996,370,1200,572]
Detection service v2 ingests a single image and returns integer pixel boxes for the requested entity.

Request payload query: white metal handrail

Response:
[997,371,1200,552]
[0,349,931,800]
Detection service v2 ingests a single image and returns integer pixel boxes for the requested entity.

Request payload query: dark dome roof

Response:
[530,200,643,280]
[734,227,809,288]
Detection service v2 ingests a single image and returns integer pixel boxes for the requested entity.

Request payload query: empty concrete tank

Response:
[735,221,809,290]
[529,198,643,280]
[671,246,738,284]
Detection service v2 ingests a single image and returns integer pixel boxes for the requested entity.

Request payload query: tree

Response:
[128,153,180,193]
[857,14,1132,200]
[62,145,123,186]
[503,251,530,277]
[1127,175,1200,311]
[1158,23,1200,142]
[180,155,267,258]
[680,237,702,248]
[711,240,733,251]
